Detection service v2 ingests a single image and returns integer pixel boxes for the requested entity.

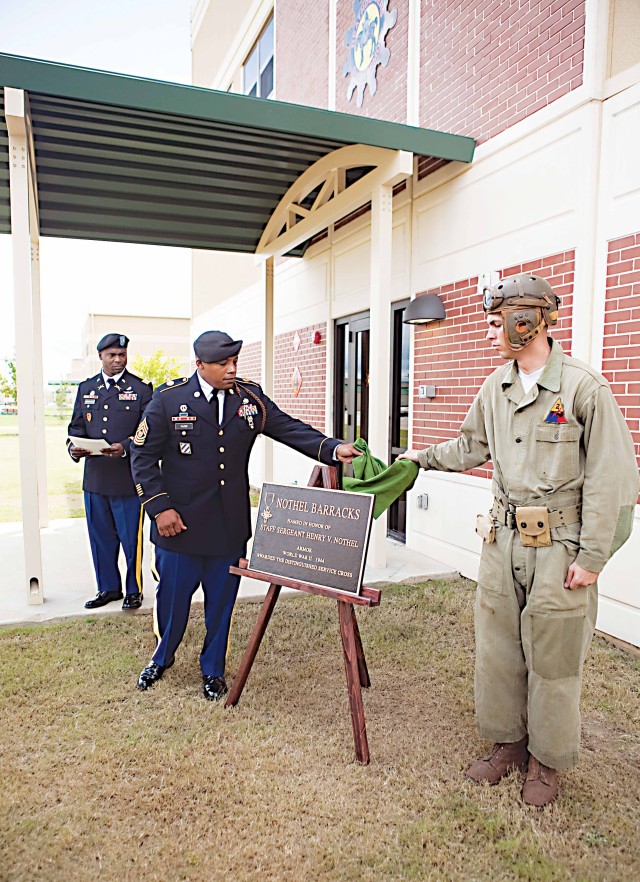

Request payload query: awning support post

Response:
[261,256,274,483]
[5,86,47,604]
[368,183,393,569]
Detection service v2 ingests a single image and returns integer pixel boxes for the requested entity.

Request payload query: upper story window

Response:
[243,16,274,99]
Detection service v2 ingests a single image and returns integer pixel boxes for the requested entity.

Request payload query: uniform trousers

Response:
[84,491,144,597]
[151,546,244,677]
[474,521,598,770]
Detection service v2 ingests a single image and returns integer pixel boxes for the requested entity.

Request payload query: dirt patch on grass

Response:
[1,577,638,881]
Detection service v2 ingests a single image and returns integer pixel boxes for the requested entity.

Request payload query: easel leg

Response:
[351,606,371,689]
[225,583,281,708]
[338,600,370,765]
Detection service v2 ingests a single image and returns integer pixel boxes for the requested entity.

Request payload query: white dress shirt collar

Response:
[197,373,225,421]
[102,369,125,386]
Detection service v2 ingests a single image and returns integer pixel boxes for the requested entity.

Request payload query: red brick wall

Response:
[273,322,328,431]
[276,1,329,108]
[335,0,409,122]
[276,3,586,182]
[238,342,262,385]
[602,233,640,476]
[412,251,575,479]
[418,0,585,177]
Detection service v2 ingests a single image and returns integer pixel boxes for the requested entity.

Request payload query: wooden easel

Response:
[225,465,381,764]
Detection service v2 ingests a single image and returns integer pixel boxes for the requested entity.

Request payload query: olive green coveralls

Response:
[417,340,639,769]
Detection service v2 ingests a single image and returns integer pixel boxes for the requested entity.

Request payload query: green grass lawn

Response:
[0,414,84,522]
[1,578,639,882]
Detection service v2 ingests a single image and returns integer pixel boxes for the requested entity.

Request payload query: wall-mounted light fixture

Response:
[403,292,446,324]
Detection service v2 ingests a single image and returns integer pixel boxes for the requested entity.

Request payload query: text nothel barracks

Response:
[275,497,361,519]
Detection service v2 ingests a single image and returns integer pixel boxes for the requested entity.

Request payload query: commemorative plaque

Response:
[250,483,374,595]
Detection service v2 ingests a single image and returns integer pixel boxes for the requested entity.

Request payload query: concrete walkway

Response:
[0,517,456,627]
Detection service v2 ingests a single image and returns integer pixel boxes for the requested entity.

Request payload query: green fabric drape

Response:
[342,438,419,518]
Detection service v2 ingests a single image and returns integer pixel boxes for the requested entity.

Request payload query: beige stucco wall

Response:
[74,314,192,380]
[191,0,256,87]
[191,250,260,321]
[609,0,640,77]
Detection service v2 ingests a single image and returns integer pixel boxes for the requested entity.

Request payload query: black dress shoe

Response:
[122,592,143,610]
[202,675,228,701]
[84,590,123,609]
[137,662,166,690]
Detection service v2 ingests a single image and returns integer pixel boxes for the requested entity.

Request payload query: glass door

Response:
[334,312,370,450]
[388,301,410,541]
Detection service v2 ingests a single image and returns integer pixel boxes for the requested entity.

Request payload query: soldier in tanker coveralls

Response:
[67,334,153,610]
[400,273,639,806]
[130,330,361,702]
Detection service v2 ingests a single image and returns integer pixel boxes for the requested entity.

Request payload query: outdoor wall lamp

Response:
[403,293,446,324]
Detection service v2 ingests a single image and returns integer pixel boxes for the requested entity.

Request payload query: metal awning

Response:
[1,52,476,605]
[0,52,475,253]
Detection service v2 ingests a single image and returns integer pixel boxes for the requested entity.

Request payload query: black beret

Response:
[193,330,242,363]
[97,333,129,352]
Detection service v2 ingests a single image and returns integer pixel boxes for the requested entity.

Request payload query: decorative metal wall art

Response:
[343,0,397,108]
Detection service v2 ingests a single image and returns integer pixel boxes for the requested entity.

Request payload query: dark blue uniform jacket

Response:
[67,369,153,496]
[130,374,341,556]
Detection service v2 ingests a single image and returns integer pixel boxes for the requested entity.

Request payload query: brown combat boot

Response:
[466,736,529,784]
[522,756,559,806]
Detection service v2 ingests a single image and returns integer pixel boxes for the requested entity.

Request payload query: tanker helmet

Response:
[482,273,560,350]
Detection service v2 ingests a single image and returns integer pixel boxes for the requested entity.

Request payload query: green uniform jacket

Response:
[417,339,639,574]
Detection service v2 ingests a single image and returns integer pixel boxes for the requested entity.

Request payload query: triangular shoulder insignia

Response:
[128,371,151,387]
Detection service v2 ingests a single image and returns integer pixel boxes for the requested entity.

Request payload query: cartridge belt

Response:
[491,497,581,531]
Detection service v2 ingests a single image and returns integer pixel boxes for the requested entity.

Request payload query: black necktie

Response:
[107,378,116,389]
[211,391,220,423]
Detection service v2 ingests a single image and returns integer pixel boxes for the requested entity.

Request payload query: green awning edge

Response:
[0,52,475,164]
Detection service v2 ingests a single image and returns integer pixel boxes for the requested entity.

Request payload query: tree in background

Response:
[0,357,17,403]
[131,350,186,387]
[53,382,74,420]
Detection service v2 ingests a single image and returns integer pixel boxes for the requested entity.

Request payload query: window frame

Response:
[242,15,274,99]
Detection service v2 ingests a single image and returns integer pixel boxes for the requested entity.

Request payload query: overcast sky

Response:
[0,0,193,380]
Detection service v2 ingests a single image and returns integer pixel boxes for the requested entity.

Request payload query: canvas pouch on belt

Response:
[475,513,496,544]
[515,506,552,547]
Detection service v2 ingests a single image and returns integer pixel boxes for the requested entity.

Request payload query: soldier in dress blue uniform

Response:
[67,334,153,610]
[130,330,361,701]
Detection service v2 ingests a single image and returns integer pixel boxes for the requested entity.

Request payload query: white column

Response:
[30,240,49,528]
[5,87,46,603]
[261,256,274,483]
[368,184,393,568]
